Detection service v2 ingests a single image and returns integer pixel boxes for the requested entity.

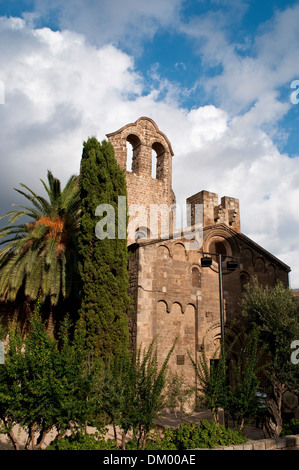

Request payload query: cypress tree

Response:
[77,137,130,357]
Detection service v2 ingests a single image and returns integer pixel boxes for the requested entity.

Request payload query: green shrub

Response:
[281,418,299,437]
[126,429,177,451]
[46,430,119,450]
[46,421,248,451]
[171,420,247,449]
[97,338,176,450]
[0,307,97,450]
[126,420,247,450]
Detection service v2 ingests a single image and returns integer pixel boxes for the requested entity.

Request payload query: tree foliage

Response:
[0,171,80,311]
[227,328,265,430]
[189,327,265,430]
[240,277,299,437]
[241,278,299,390]
[77,137,130,357]
[0,302,95,450]
[164,371,195,420]
[98,338,175,449]
[189,340,229,423]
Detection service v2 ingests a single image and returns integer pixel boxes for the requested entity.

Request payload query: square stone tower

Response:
[107,117,176,244]
[187,190,241,233]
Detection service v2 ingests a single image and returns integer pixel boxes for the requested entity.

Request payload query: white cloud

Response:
[181,3,299,122]
[30,0,183,49]
[0,17,143,189]
[165,104,299,287]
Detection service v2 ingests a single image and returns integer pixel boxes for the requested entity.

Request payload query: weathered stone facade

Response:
[107,117,290,391]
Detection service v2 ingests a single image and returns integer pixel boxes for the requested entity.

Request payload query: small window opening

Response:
[126,134,141,173]
[176,355,185,365]
[152,142,165,180]
[126,141,133,172]
[151,149,157,179]
[135,226,151,240]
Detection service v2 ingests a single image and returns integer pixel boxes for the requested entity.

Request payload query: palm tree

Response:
[0,171,81,319]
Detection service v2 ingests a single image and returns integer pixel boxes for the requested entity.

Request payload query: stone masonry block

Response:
[252,441,266,450]
[275,438,287,449]
[264,439,277,450]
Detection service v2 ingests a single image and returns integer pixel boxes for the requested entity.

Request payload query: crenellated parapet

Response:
[186,190,241,232]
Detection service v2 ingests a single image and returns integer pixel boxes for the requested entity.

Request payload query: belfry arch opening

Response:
[152,142,165,180]
[126,134,141,173]
[151,149,156,179]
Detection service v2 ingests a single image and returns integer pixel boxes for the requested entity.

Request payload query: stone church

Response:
[107,116,290,388]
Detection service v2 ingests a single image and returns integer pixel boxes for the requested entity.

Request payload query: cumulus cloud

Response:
[0,18,142,190]
[181,4,299,120]
[28,0,183,49]
[167,106,299,286]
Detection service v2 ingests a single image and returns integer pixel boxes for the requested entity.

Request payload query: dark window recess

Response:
[209,240,227,262]
[176,355,185,365]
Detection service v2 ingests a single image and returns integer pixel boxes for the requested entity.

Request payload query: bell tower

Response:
[107,117,176,244]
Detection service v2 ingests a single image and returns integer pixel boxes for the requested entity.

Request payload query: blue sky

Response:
[0,0,299,286]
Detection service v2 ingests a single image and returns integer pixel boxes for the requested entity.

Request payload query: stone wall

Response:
[128,223,290,392]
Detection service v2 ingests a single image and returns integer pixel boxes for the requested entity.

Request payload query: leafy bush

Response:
[189,342,229,423]
[46,430,119,450]
[97,338,176,450]
[46,420,247,450]
[281,418,299,437]
[0,307,97,450]
[164,371,195,419]
[170,420,247,449]
[126,420,247,450]
[126,429,177,451]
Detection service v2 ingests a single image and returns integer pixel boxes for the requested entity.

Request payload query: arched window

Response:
[209,239,227,262]
[151,148,157,179]
[152,142,165,180]
[126,141,133,172]
[126,134,141,173]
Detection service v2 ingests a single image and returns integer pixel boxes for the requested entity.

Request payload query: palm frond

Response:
[14,187,51,215]
[0,171,80,306]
